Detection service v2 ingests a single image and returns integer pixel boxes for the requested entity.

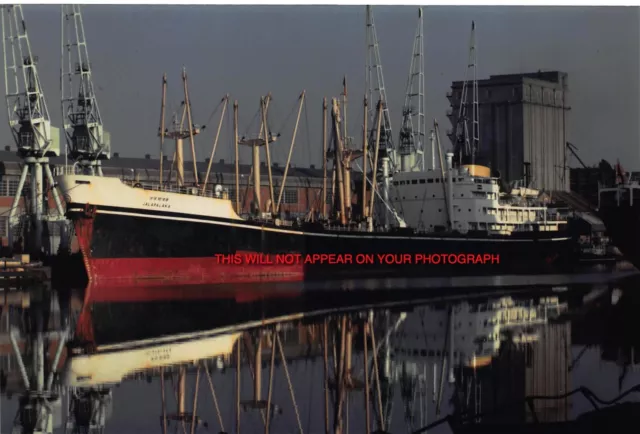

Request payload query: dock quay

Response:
[0,254,50,291]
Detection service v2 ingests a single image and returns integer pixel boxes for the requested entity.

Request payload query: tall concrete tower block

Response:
[447,71,570,192]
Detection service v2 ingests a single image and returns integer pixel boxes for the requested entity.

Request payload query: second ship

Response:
[598,162,640,269]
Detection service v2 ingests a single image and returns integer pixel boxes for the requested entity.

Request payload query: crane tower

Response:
[1,4,67,256]
[449,21,479,166]
[398,8,426,172]
[61,4,110,175]
[365,5,394,227]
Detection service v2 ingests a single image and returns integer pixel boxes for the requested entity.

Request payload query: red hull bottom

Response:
[86,256,304,287]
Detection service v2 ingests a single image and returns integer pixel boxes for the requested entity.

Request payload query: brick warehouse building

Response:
[0,148,360,248]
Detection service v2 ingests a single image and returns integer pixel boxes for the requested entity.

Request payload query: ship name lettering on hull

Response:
[142,196,171,209]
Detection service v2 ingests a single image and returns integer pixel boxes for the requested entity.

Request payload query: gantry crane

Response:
[2,4,68,257]
[448,21,479,167]
[365,5,394,226]
[64,387,112,434]
[61,4,110,176]
[7,290,70,434]
[398,8,426,172]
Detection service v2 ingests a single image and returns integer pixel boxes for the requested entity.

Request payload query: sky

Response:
[1,5,638,170]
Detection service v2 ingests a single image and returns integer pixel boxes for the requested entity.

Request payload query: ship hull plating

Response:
[598,203,640,270]
[69,204,577,286]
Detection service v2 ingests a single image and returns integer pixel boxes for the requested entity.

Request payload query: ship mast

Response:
[158,73,166,187]
[328,92,365,226]
[330,98,347,225]
[182,67,199,186]
[61,4,110,176]
[322,97,328,218]
[233,100,239,213]
[161,69,201,188]
[398,8,426,172]
[238,95,276,216]
[2,5,68,256]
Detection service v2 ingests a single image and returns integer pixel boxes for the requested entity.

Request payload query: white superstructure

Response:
[394,296,565,368]
[389,161,566,235]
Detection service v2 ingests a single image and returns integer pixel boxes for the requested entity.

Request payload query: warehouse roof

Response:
[451,70,568,89]
[0,150,325,179]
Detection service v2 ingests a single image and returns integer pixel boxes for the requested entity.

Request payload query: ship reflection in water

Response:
[1,279,640,433]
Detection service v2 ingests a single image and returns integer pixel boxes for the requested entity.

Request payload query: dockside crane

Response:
[365,5,395,226]
[398,7,426,172]
[64,387,112,434]
[61,4,110,176]
[448,21,479,167]
[2,4,68,257]
[566,142,588,169]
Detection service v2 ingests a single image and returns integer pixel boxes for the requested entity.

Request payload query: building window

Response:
[0,216,6,237]
[0,180,6,196]
[283,188,298,204]
[8,179,19,196]
[555,90,563,106]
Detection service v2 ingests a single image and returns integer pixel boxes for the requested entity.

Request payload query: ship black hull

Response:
[598,203,640,270]
[68,204,579,286]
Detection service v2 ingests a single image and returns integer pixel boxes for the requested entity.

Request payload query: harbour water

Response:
[0,269,639,434]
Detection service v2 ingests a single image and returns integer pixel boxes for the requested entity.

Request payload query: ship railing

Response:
[121,180,230,200]
[246,217,297,227]
[323,224,387,233]
[489,210,566,224]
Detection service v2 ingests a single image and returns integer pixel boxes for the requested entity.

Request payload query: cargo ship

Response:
[56,161,576,286]
[53,87,579,286]
[597,162,640,269]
